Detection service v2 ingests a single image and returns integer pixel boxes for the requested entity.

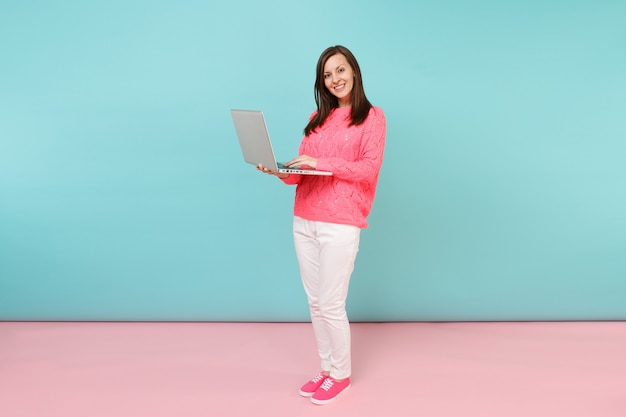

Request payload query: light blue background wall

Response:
[1,1,625,321]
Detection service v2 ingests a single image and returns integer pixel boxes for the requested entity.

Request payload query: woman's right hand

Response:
[256,164,289,179]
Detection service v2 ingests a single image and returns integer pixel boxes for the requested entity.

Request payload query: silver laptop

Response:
[230,109,332,176]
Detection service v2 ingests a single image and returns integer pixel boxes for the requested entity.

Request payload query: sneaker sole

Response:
[310,383,351,405]
[298,389,314,397]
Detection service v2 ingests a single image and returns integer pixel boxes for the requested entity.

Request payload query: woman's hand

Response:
[256,164,289,179]
[284,155,318,169]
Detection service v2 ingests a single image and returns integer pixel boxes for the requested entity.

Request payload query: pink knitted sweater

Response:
[282,106,386,228]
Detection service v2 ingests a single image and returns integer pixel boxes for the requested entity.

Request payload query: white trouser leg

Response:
[293,216,360,380]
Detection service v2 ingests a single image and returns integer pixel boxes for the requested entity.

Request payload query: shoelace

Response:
[319,378,334,392]
[311,373,325,384]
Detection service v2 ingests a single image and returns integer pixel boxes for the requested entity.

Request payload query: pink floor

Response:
[1,321,625,417]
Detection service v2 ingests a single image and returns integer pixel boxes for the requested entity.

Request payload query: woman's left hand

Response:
[284,155,318,169]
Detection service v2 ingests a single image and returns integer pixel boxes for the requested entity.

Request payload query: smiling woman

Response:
[304,45,373,136]
[256,44,387,405]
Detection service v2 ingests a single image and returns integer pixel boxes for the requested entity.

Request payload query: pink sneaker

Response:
[298,372,328,397]
[311,377,351,405]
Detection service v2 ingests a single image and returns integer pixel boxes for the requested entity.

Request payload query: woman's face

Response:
[323,53,354,108]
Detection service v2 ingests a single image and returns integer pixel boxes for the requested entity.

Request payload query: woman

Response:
[258,45,386,405]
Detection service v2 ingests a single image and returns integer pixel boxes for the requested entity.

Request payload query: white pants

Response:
[293,216,361,380]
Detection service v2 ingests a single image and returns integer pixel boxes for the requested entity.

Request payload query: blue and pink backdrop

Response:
[1,1,625,321]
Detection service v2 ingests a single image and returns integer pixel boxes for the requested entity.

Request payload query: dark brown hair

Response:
[304,45,372,136]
